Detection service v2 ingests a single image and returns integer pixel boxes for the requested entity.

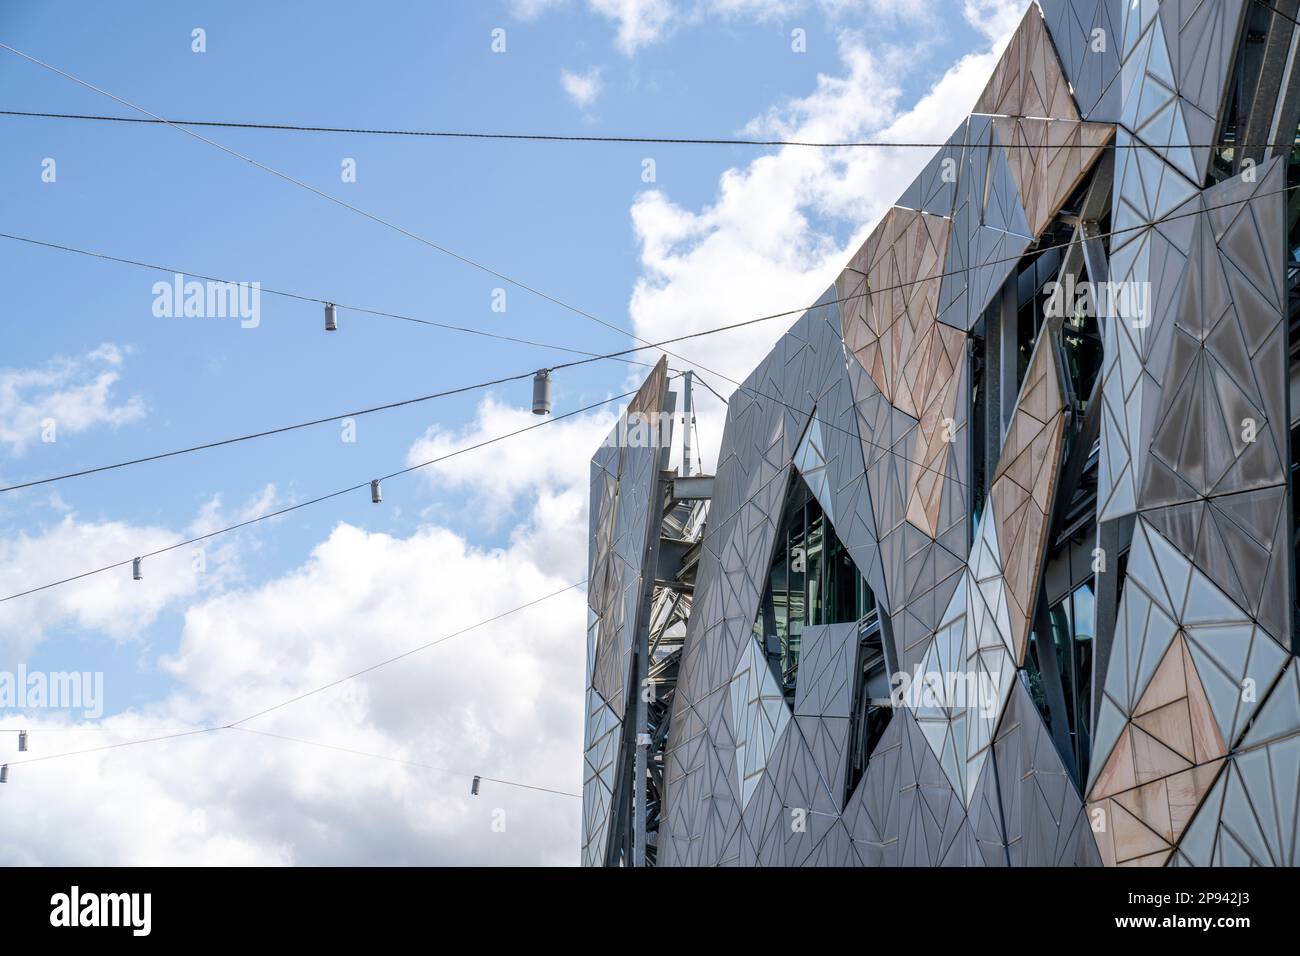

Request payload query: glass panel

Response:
[1071,582,1095,782]
[751,471,876,702]
[806,508,824,628]
[1048,600,1075,738]
[1062,310,1103,409]
[845,614,893,800]
[1024,582,1098,791]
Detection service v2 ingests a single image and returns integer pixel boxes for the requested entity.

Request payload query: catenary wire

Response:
[228,728,582,798]
[0,232,667,373]
[0,2,1296,809]
[4,105,1300,150]
[0,413,803,779]
[8,38,1297,497]
[3,176,1294,500]
[227,582,587,727]
[0,386,644,604]
[0,41,666,356]
[2,582,587,797]
[6,40,1298,592]
[3,581,582,759]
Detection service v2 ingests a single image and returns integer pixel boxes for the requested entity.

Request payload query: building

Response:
[583,0,1300,866]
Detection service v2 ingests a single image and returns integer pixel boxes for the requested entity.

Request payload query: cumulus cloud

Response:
[0,2,1029,865]
[0,487,277,664]
[511,0,569,19]
[561,66,606,109]
[0,344,144,456]
[589,0,676,53]
[518,0,938,55]
[624,11,1019,466]
[0,397,595,865]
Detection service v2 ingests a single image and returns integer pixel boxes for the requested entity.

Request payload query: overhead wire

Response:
[3,581,588,798]
[4,177,1295,503]
[3,105,1299,150]
[8,36,1297,501]
[0,406,810,783]
[0,40,1269,490]
[0,231,667,373]
[0,386,644,603]
[4,39,1299,613]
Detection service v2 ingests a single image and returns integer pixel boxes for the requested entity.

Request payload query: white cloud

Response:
[590,0,676,53]
[520,0,937,55]
[0,3,1029,865]
[561,66,606,109]
[962,0,1026,43]
[0,344,144,455]
[511,0,570,19]
[0,488,277,663]
[623,14,1018,466]
[0,394,608,864]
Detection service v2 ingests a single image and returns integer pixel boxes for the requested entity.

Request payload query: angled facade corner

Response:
[584,0,1300,866]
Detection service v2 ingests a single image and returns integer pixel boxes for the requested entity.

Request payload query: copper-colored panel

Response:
[1116,776,1174,843]
[989,338,1067,663]
[974,7,1080,120]
[1109,798,1171,863]
[1092,724,1138,800]
[1087,634,1231,865]
[1133,700,1196,764]
[1180,637,1228,764]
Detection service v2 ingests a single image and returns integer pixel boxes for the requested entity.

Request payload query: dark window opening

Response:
[1057,217,1109,418]
[970,320,987,540]
[845,609,893,799]
[1024,580,1095,788]
[1209,2,1272,185]
[1292,421,1300,649]
[752,472,876,701]
[1015,246,1062,389]
[1288,117,1300,650]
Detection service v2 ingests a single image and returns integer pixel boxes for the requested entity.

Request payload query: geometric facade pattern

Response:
[730,636,793,811]
[585,0,1300,866]
[582,358,673,867]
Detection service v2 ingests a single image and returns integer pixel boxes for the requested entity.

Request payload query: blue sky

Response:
[0,0,1021,864]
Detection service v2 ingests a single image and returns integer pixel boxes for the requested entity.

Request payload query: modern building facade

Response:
[584,0,1300,866]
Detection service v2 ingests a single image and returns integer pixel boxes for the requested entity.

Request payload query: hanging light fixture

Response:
[17,731,27,753]
[132,557,143,581]
[325,302,338,332]
[532,369,552,416]
[471,775,481,796]
[370,479,382,504]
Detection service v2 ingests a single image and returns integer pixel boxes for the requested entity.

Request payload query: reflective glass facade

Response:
[753,475,875,697]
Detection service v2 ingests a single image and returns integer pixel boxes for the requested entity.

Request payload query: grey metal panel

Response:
[994,679,1103,866]
[581,360,673,863]
[635,0,1300,869]
[937,115,1034,332]
[1038,0,1123,121]
[793,623,858,720]
[1158,0,1248,183]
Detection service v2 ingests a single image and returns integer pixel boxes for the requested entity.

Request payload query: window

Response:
[845,610,893,798]
[1059,262,1104,412]
[1024,581,1094,787]
[970,319,987,540]
[1015,247,1062,389]
[752,473,875,700]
